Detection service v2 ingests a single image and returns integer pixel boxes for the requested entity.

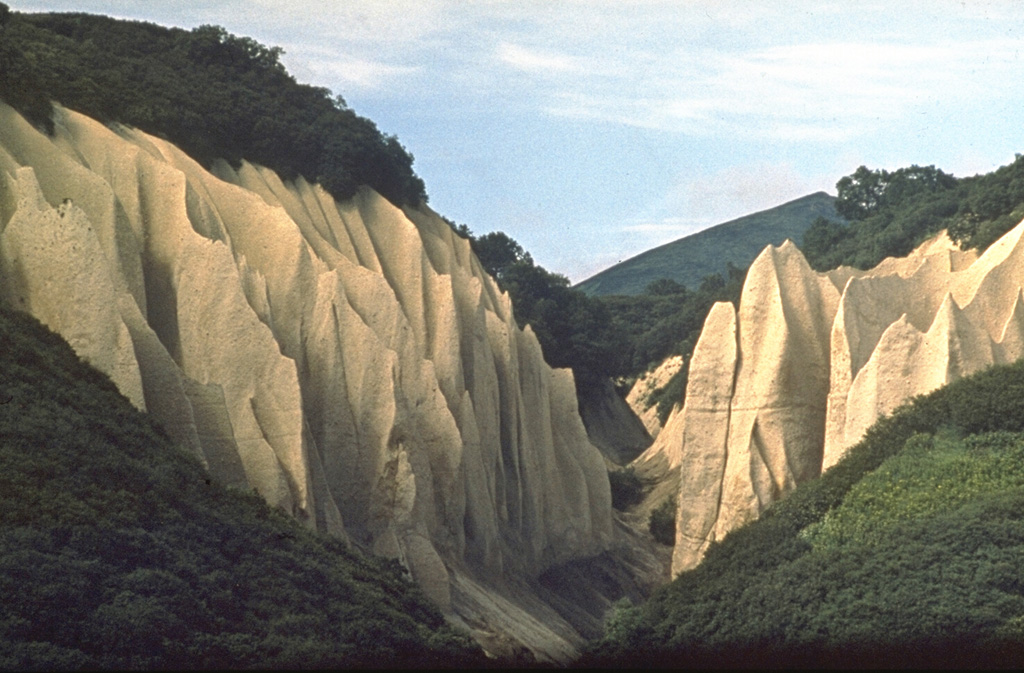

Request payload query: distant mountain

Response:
[575,191,841,296]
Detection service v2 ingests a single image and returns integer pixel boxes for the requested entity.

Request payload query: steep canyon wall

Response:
[637,225,1024,575]
[0,103,613,657]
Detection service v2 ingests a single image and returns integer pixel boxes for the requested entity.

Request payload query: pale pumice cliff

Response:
[626,354,684,439]
[0,102,613,660]
[637,224,1024,576]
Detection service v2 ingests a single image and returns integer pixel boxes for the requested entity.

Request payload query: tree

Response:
[801,216,850,271]
[648,497,677,545]
[835,165,956,222]
[645,278,687,296]
[835,166,889,220]
[471,231,532,280]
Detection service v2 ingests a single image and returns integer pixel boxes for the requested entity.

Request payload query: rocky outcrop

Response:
[626,354,684,439]
[639,223,1024,575]
[0,103,613,659]
[577,376,651,465]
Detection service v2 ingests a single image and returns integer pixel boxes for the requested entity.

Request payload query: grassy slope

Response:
[0,307,482,669]
[585,360,1024,668]
[576,192,839,296]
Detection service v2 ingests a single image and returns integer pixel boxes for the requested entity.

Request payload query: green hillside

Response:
[576,191,840,296]
[0,307,481,669]
[585,360,1024,668]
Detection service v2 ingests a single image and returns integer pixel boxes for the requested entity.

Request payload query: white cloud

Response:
[687,164,812,216]
[644,162,835,234]
[243,0,451,44]
[285,47,420,90]
[496,43,583,74]
[26,2,1020,146]
[535,36,1024,142]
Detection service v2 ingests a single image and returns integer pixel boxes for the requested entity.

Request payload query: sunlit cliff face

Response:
[0,102,614,661]
[634,213,1024,575]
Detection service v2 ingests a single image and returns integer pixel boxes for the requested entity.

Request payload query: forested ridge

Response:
[802,157,1024,271]
[0,5,426,207]
[0,307,482,669]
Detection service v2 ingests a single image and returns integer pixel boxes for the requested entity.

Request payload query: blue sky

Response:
[11,1,1024,281]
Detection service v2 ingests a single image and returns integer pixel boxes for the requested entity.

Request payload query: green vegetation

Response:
[802,157,1024,271]
[585,359,1024,668]
[803,430,1024,551]
[445,224,632,381]
[0,307,481,669]
[647,498,676,546]
[0,7,425,206]
[576,192,838,296]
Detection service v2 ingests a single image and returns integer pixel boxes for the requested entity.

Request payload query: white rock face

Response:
[0,103,612,654]
[626,354,684,439]
[661,302,736,571]
[643,223,1024,575]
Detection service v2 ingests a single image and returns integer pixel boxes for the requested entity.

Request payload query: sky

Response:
[9,1,1024,282]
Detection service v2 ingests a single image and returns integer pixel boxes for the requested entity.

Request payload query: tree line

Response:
[0,6,426,207]
[802,157,1024,271]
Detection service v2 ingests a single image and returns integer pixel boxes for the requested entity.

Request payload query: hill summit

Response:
[576,191,840,296]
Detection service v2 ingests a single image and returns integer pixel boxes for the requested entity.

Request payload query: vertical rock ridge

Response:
[0,102,614,658]
[659,225,1024,573]
[713,241,837,539]
[667,301,737,574]
[996,290,1024,360]
[625,354,685,440]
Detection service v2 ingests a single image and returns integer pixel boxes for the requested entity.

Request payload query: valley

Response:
[4,5,1024,668]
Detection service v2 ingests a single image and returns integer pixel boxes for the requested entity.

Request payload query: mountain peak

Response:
[576,192,840,297]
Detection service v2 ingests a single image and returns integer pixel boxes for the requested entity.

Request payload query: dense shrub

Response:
[584,359,1024,668]
[0,307,482,669]
[648,498,676,546]
[0,8,426,207]
[608,467,644,510]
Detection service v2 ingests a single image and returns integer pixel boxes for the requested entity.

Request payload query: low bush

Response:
[648,497,676,546]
